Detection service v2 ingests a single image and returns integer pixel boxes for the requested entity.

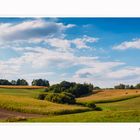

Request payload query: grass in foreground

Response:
[27,110,140,122]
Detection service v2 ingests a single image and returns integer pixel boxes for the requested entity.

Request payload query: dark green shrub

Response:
[78,102,96,108]
[44,88,49,92]
[85,102,96,108]
[94,107,102,111]
[37,94,47,100]
[48,84,61,93]
[45,92,76,104]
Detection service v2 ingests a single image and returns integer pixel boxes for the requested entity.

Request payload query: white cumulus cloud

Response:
[0,19,75,41]
[113,38,140,50]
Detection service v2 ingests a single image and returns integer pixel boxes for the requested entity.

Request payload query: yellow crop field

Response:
[77,89,140,104]
[0,94,90,116]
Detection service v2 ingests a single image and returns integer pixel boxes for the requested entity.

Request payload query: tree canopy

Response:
[0,79,28,85]
[32,79,49,86]
[16,79,28,86]
[45,81,94,97]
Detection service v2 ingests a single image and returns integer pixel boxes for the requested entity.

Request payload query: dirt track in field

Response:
[0,108,44,120]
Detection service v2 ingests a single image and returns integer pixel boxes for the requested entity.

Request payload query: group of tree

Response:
[0,79,28,86]
[0,79,11,85]
[45,81,94,98]
[32,79,49,86]
[37,81,95,105]
[0,79,49,86]
[114,83,140,89]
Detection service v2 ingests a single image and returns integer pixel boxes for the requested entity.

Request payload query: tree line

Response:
[0,79,49,86]
[45,81,94,97]
[1,78,140,90]
[114,83,140,89]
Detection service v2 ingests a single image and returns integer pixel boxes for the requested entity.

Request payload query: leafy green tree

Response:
[11,80,17,85]
[68,83,92,97]
[93,86,100,90]
[0,79,11,85]
[135,83,140,89]
[130,85,135,89]
[114,84,125,89]
[49,84,61,93]
[16,79,28,86]
[32,79,49,86]
[46,81,94,97]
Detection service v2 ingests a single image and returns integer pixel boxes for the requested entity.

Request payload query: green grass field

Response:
[0,88,140,122]
[0,88,44,98]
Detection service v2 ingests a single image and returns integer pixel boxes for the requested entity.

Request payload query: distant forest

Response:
[0,79,140,90]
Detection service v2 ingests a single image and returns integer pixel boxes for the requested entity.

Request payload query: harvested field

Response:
[77,89,140,104]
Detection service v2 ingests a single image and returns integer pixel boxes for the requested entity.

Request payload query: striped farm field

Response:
[0,94,90,116]
[77,89,140,104]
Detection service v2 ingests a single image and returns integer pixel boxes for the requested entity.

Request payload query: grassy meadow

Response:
[0,87,140,122]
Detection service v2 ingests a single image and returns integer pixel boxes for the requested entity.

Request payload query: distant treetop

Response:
[32,79,49,86]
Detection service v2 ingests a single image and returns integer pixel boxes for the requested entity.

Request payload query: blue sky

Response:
[0,18,140,87]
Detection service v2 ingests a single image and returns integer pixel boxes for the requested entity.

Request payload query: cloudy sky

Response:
[0,18,140,87]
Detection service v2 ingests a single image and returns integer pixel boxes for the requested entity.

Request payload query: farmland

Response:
[0,87,140,122]
[77,89,140,104]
